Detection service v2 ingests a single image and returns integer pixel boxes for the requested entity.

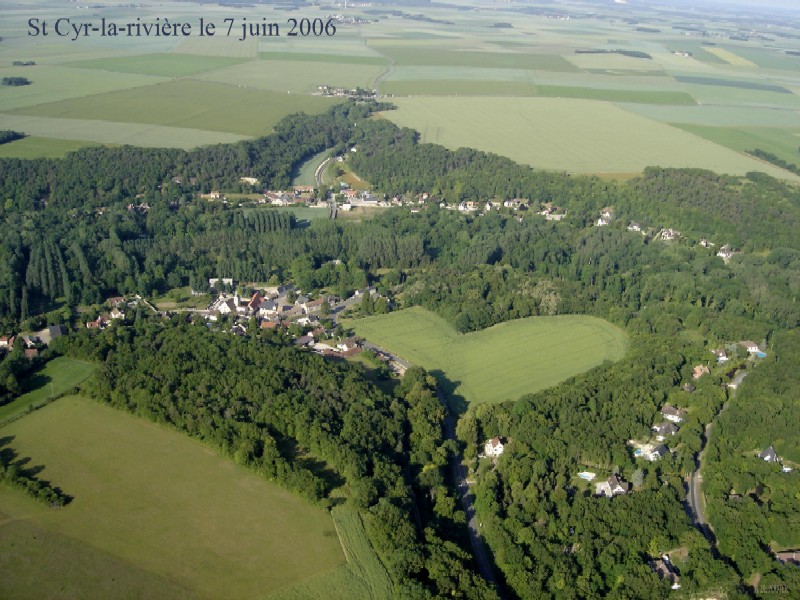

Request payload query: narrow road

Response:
[358,340,504,597]
[440,388,505,598]
[686,391,736,544]
[315,156,331,187]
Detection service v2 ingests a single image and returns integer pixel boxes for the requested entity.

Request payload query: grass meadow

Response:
[381,97,799,179]
[673,125,800,166]
[347,307,628,405]
[0,396,345,599]
[0,357,96,426]
[268,505,392,600]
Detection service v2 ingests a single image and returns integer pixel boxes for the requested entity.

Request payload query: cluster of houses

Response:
[0,324,67,360]
[711,340,766,364]
[85,297,127,330]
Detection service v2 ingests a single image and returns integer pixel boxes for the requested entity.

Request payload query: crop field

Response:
[65,53,247,77]
[702,47,757,67]
[0,136,99,158]
[197,59,384,94]
[9,79,336,136]
[0,66,163,112]
[0,114,248,149]
[348,307,628,405]
[381,97,798,179]
[673,125,800,166]
[0,396,345,599]
[0,357,96,426]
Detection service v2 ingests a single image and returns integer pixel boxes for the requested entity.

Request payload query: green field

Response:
[268,506,392,600]
[348,307,628,405]
[0,136,100,158]
[673,124,800,166]
[382,97,799,179]
[0,357,96,426]
[0,396,345,599]
[10,79,337,136]
[66,53,247,77]
[371,45,581,72]
[0,114,248,149]
[293,148,333,187]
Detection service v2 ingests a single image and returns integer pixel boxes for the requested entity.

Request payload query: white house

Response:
[740,341,761,354]
[661,405,686,424]
[647,445,669,462]
[484,436,505,457]
[759,446,779,463]
[596,475,629,497]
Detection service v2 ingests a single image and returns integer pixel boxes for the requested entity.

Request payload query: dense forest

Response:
[1,101,799,598]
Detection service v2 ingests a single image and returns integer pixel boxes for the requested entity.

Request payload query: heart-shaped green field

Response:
[349,307,628,405]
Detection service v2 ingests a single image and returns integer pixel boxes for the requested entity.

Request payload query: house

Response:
[661,405,686,423]
[596,475,629,498]
[260,320,278,330]
[247,292,264,313]
[699,239,715,248]
[337,338,359,353]
[775,550,800,567]
[294,335,314,347]
[37,324,67,345]
[217,298,237,316]
[110,307,125,320]
[302,298,326,314]
[683,383,696,392]
[627,222,643,233]
[759,446,779,463]
[647,445,670,461]
[650,556,681,589]
[740,341,761,354]
[712,348,729,363]
[658,228,681,241]
[107,296,126,307]
[692,365,709,379]
[595,216,611,227]
[484,436,505,457]
[652,422,679,441]
[716,244,737,262]
[231,324,247,337]
[86,315,109,330]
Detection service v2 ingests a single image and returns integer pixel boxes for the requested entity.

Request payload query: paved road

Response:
[440,389,505,598]
[362,340,503,597]
[686,394,735,543]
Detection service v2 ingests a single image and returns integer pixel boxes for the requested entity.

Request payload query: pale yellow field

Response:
[703,47,757,67]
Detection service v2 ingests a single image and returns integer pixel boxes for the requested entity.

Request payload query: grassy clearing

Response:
[10,79,337,136]
[381,97,799,179]
[672,124,800,165]
[347,307,628,405]
[0,114,248,149]
[66,53,247,77]
[0,357,96,426]
[151,287,211,311]
[0,396,345,599]
[0,136,100,158]
[293,148,333,187]
[268,505,392,600]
